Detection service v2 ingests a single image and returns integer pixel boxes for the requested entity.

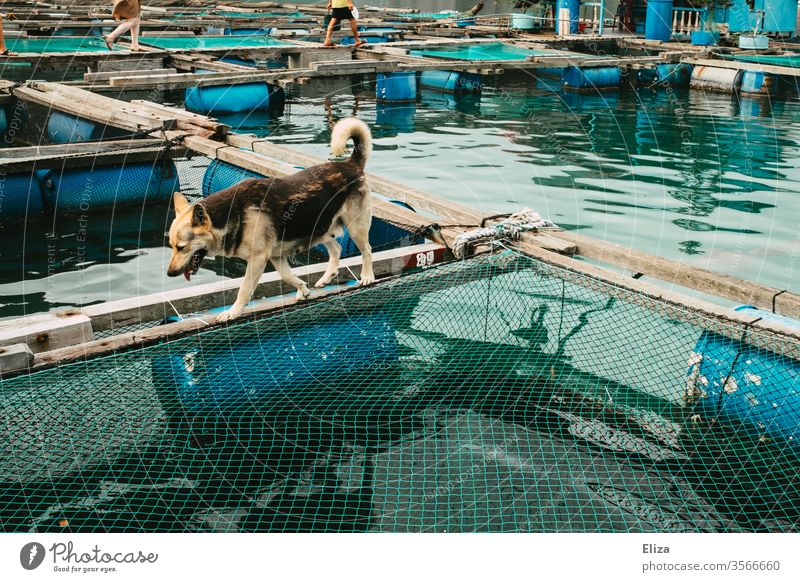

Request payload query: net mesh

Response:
[1,249,799,533]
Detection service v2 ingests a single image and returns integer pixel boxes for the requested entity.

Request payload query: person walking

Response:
[104,0,143,51]
[0,13,16,56]
[323,0,364,48]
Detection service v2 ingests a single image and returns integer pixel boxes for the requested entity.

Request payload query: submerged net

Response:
[1,249,799,533]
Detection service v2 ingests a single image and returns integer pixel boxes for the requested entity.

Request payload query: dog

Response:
[167,117,374,323]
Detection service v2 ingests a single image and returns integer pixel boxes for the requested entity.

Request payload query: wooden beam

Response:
[552,231,800,321]
[683,57,800,77]
[83,68,177,82]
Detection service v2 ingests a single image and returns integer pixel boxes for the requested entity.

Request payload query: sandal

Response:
[323,42,336,48]
[354,41,367,47]
[103,35,115,50]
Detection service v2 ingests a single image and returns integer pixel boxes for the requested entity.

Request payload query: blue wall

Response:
[718,0,798,34]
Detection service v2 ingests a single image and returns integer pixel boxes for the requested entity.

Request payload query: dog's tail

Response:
[330,117,372,168]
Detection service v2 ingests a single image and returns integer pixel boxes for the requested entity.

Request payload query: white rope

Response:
[452,208,558,259]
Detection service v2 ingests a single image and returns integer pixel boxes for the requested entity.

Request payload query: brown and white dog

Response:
[167,118,374,322]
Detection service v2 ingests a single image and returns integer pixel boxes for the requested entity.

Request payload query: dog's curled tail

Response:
[330,117,372,168]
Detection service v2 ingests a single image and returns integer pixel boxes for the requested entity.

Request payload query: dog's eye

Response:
[176,244,187,251]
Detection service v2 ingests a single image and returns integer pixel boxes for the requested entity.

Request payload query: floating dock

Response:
[1,0,800,534]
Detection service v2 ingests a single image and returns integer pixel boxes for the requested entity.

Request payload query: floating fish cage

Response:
[1,245,799,533]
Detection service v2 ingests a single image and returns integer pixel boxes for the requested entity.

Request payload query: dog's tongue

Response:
[184,267,192,281]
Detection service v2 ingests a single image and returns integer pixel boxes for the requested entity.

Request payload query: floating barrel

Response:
[637,63,692,87]
[456,17,476,27]
[220,57,257,67]
[152,312,398,417]
[47,111,131,144]
[644,0,673,42]
[376,72,417,103]
[687,306,800,448]
[690,66,742,93]
[0,106,6,135]
[563,66,621,91]
[202,159,266,196]
[511,13,537,30]
[39,161,180,213]
[0,172,45,220]
[556,0,580,34]
[740,71,777,97]
[376,102,416,133]
[419,70,481,94]
[185,82,285,115]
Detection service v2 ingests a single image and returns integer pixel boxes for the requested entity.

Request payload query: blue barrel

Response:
[537,67,567,79]
[332,200,420,259]
[202,159,266,196]
[185,83,285,114]
[419,70,481,94]
[152,312,398,417]
[740,71,777,96]
[376,72,417,103]
[556,0,580,34]
[220,57,257,67]
[638,63,692,87]
[39,161,180,212]
[376,102,416,133]
[0,173,45,220]
[690,30,718,46]
[645,0,674,42]
[687,306,800,448]
[563,66,621,90]
[456,17,476,27]
[48,111,98,144]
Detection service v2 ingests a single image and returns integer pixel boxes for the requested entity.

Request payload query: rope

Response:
[453,208,557,259]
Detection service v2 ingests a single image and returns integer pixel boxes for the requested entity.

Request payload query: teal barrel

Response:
[0,172,45,220]
[687,306,800,449]
[376,102,416,133]
[556,0,580,34]
[376,72,417,102]
[740,71,777,96]
[47,111,131,144]
[563,66,621,90]
[0,107,6,135]
[38,162,180,212]
[638,63,692,87]
[645,0,673,41]
[185,83,285,114]
[419,70,481,94]
[151,312,399,417]
[202,158,265,196]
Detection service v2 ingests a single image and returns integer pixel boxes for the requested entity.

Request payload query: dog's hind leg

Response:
[217,252,270,323]
[314,234,342,288]
[343,203,374,286]
[271,255,312,301]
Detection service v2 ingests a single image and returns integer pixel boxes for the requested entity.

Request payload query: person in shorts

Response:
[323,0,364,47]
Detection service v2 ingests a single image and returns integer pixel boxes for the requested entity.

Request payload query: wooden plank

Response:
[683,57,800,77]
[0,312,93,354]
[129,100,228,138]
[83,68,177,82]
[0,344,34,374]
[107,69,296,89]
[0,138,167,160]
[13,83,173,133]
[0,144,186,173]
[552,231,800,321]
[81,242,446,331]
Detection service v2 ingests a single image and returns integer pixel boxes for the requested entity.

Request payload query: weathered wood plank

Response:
[0,312,93,354]
[682,57,800,77]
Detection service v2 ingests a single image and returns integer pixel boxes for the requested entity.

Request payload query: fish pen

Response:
[2,0,800,538]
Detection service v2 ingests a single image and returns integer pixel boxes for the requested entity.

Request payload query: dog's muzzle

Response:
[169,249,207,280]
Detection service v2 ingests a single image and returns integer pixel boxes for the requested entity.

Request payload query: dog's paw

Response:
[296,285,311,301]
[314,273,336,288]
[216,307,243,323]
[359,273,375,286]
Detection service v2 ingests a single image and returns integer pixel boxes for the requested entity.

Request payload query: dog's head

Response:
[167,192,215,281]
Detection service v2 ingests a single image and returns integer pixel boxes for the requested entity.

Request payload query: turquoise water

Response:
[6,37,123,53]
[411,42,544,61]
[2,76,799,318]
[139,35,293,50]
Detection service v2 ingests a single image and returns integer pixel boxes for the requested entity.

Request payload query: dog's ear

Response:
[173,192,190,215]
[192,204,208,227]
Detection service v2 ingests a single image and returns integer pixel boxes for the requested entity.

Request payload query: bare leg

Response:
[315,236,342,288]
[323,18,337,46]
[107,18,134,42]
[343,199,374,285]
[271,256,311,300]
[349,18,362,45]
[216,253,269,322]
[0,15,7,54]
[129,17,141,49]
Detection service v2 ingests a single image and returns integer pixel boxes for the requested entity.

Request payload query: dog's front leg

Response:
[271,256,311,301]
[216,253,269,323]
